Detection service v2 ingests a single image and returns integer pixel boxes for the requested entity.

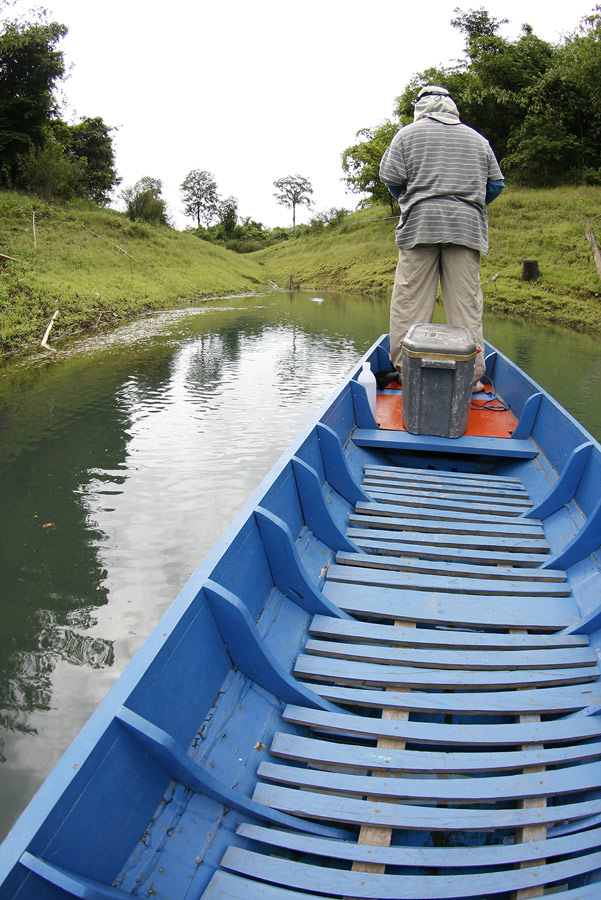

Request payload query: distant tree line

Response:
[343,6,601,202]
[0,10,120,203]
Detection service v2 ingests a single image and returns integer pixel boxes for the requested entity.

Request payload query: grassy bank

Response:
[253,186,601,333]
[0,192,272,357]
[1,186,600,359]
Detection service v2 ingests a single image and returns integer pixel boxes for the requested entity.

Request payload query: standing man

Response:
[379,85,504,390]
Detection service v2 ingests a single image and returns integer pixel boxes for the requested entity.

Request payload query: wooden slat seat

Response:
[353,428,539,458]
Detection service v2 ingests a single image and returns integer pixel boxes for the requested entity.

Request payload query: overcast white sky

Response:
[6,0,600,228]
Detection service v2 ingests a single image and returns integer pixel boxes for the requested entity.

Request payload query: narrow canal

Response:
[1,289,600,839]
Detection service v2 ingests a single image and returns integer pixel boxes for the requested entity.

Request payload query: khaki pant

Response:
[389,244,485,382]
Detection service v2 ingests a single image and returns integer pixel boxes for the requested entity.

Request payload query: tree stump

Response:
[522,259,540,281]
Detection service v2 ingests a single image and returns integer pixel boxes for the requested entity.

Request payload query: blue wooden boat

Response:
[1,333,601,899]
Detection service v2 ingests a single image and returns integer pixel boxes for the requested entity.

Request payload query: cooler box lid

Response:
[401,323,477,360]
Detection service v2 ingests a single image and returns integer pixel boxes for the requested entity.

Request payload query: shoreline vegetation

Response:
[1,185,601,361]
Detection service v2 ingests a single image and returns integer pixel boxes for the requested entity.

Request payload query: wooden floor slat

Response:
[349,535,550,566]
[269,731,601,773]
[334,551,566,583]
[282,704,601,746]
[363,464,524,485]
[308,615,589,649]
[251,782,601,830]
[257,758,601,803]
[324,582,577,629]
[298,679,601,714]
[349,512,547,539]
[303,637,597,670]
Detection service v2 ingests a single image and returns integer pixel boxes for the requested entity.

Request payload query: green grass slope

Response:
[253,186,601,333]
[0,192,271,357]
[2,186,600,359]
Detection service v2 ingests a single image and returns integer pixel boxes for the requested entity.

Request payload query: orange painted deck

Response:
[375,385,518,438]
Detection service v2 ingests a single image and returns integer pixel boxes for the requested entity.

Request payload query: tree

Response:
[18,138,86,201]
[0,15,67,184]
[121,177,169,225]
[67,117,121,204]
[180,169,220,227]
[273,174,313,226]
[342,121,400,212]
[217,196,238,237]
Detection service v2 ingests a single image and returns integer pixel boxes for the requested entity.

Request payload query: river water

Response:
[0,289,600,840]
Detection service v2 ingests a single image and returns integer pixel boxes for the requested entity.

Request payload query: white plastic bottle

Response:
[358,361,377,418]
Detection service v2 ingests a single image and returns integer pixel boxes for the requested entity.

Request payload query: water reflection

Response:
[0,290,600,841]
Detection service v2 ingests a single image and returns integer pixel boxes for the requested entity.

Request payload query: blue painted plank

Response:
[252,782,601,830]
[316,423,370,504]
[269,731,601,773]
[350,536,550,566]
[350,511,547,539]
[364,464,523,486]
[354,502,542,536]
[203,870,330,899]
[203,581,341,713]
[296,652,598,689]
[257,758,601,803]
[544,495,601,570]
[18,853,126,899]
[282,703,601,746]
[297,675,601,713]
[511,391,542,439]
[366,487,531,509]
[253,508,348,618]
[326,562,571,596]
[351,379,378,428]
[334,551,566,583]
[303,637,597,670]
[347,525,549,553]
[364,489,529,516]
[355,500,544,528]
[364,472,528,493]
[237,821,601,869]
[525,441,593,519]
[291,458,358,552]
[308,614,589,649]
[353,428,539,458]
[204,867,601,900]
[114,708,348,839]
[323,581,577,628]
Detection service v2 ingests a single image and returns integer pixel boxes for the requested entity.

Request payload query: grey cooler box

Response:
[401,323,477,438]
